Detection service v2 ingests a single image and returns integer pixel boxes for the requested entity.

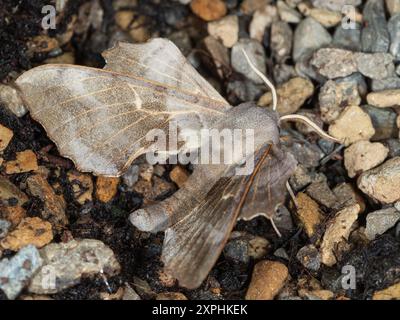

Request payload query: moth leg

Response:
[286,181,298,208]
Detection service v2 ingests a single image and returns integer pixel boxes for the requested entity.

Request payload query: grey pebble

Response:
[223,239,249,264]
[363,105,399,141]
[0,219,11,238]
[270,20,293,62]
[371,76,400,90]
[388,14,400,60]
[333,24,362,52]
[296,245,321,271]
[365,207,400,240]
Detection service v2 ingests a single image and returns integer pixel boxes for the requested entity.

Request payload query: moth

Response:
[15,38,339,289]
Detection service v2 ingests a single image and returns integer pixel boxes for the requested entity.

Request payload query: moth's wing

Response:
[162,174,247,289]
[102,38,228,104]
[239,145,297,220]
[15,40,230,177]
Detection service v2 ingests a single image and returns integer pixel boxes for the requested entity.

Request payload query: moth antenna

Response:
[241,48,277,112]
[320,144,345,166]
[279,114,341,143]
[286,181,298,208]
[269,217,282,238]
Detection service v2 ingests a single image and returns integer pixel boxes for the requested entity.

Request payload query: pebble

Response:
[273,64,297,85]
[277,0,302,23]
[95,176,119,203]
[245,260,289,300]
[296,245,321,271]
[5,150,38,174]
[270,21,293,62]
[333,183,365,212]
[388,14,400,60]
[295,53,327,83]
[306,178,338,209]
[328,105,375,146]
[0,124,13,152]
[371,76,400,91]
[0,176,28,206]
[190,0,227,21]
[320,204,360,266]
[0,84,28,117]
[168,30,192,57]
[344,141,389,178]
[332,24,362,51]
[0,245,42,300]
[226,78,264,103]
[28,239,121,294]
[224,235,250,264]
[384,138,400,158]
[373,282,400,300]
[169,166,189,188]
[27,35,59,54]
[355,52,395,80]
[115,10,134,30]
[311,48,358,79]
[207,15,239,48]
[358,156,400,204]
[44,52,75,65]
[67,171,93,205]
[122,284,141,300]
[298,4,342,28]
[361,0,390,53]
[249,5,278,42]
[231,39,266,84]
[311,0,361,12]
[202,35,230,79]
[282,136,324,168]
[295,193,323,237]
[367,89,400,108]
[363,105,398,140]
[133,176,175,204]
[240,0,272,14]
[386,0,400,16]
[365,207,400,240]
[128,15,151,42]
[258,77,314,115]
[0,217,53,251]
[156,292,188,300]
[0,219,11,238]
[248,236,270,259]
[0,205,26,228]
[293,17,332,62]
[319,80,361,123]
[122,164,139,189]
[289,165,319,191]
[26,174,68,230]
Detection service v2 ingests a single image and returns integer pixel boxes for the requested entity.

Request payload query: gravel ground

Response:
[0,0,400,300]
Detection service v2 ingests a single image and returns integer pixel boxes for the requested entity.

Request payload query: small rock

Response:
[44,52,75,65]
[202,35,230,79]
[26,174,68,230]
[207,15,238,48]
[156,292,188,300]
[384,138,400,157]
[169,166,190,188]
[190,0,227,21]
[363,105,398,140]
[371,76,400,90]
[122,284,141,300]
[249,5,278,42]
[0,219,11,238]
[231,39,266,84]
[333,24,362,51]
[240,0,272,14]
[0,217,53,251]
[223,238,249,264]
[306,178,338,209]
[226,78,264,103]
[358,156,400,204]
[270,21,293,62]
[293,17,332,62]
[115,10,134,30]
[245,260,288,300]
[361,0,390,53]
[273,64,297,85]
[282,136,324,168]
[133,176,175,203]
[122,164,139,189]
[289,165,321,191]
[158,270,176,287]
[0,176,28,206]
[344,141,389,178]
[0,124,13,152]
[274,248,289,260]
[258,77,314,115]
[311,48,358,79]
[333,183,366,212]
[388,14,400,60]
[248,236,270,259]
[367,89,400,108]
[386,0,400,16]
[128,15,151,42]
[319,80,361,123]
[0,84,28,117]
[296,245,321,271]
[95,176,119,203]
[320,204,360,266]
[100,287,124,300]
[67,171,93,205]
[277,0,302,23]
[299,289,334,300]
[29,239,121,294]
[168,30,192,57]
[295,193,323,237]
[0,205,26,228]
[132,276,155,298]
[355,52,395,80]
[373,282,400,300]
[27,35,59,54]
[311,0,361,12]
[5,150,38,174]
[0,245,42,300]
[328,105,375,146]
[295,53,327,83]
[365,207,400,240]
[299,5,342,28]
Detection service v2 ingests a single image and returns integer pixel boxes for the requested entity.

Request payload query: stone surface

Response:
[367,89,400,107]
[333,183,365,212]
[371,76,400,90]
[245,260,288,300]
[293,17,332,62]
[248,236,270,259]
[240,0,272,14]
[344,141,389,178]
[190,0,227,21]
[29,239,121,294]
[5,150,38,174]
[270,21,293,62]
[223,238,250,264]
[361,0,390,53]
[306,8,342,28]
[296,245,321,271]
[0,245,42,300]
[0,217,53,251]
[0,84,28,117]
[0,124,13,152]
[365,207,400,240]
[328,105,375,146]
[207,15,238,48]
[373,282,400,300]
[311,0,361,12]
[0,176,28,206]
[277,0,302,23]
[156,292,188,300]
[333,24,362,51]
[249,5,277,42]
[320,204,360,266]
[26,174,68,230]
[95,176,120,203]
[306,178,338,209]
[355,52,395,80]
[169,166,189,188]
[0,219,11,238]
[357,157,400,204]
[386,0,400,16]
[258,77,314,115]
[231,39,266,84]
[311,48,358,79]
[388,14,400,59]
[363,105,398,140]
[295,193,323,237]
[0,205,26,228]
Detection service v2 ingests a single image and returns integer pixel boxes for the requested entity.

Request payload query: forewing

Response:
[15,40,230,176]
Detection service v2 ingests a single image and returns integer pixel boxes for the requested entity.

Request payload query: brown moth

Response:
[15,38,338,289]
